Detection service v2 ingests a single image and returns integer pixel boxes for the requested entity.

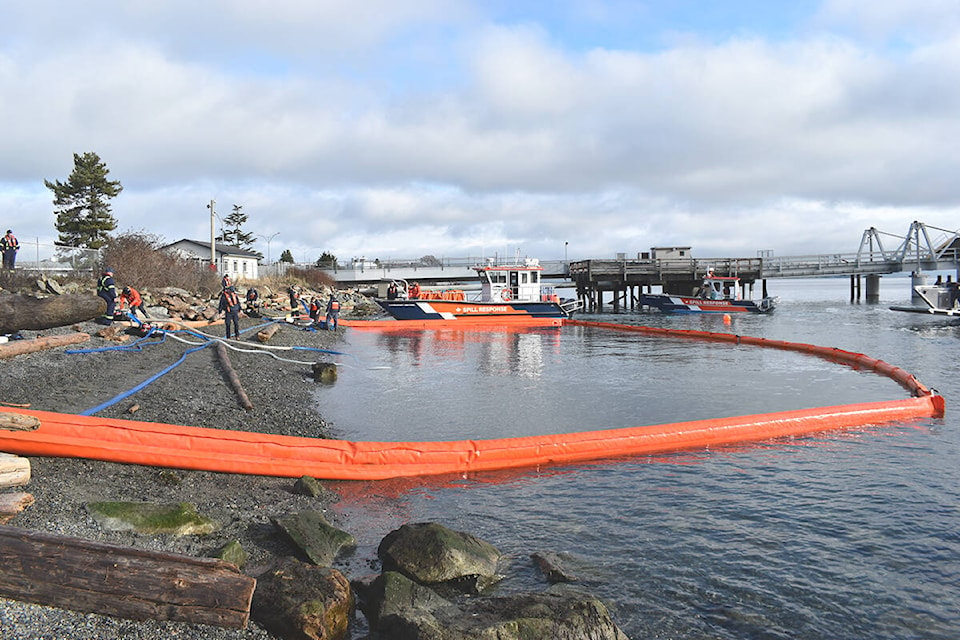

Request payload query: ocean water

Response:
[315,275,960,639]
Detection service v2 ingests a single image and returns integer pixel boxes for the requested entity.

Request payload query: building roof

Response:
[163,239,262,259]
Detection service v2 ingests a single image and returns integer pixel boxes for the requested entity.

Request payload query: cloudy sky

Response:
[2,0,959,264]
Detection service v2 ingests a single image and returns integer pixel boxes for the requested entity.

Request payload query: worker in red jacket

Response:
[119,286,148,320]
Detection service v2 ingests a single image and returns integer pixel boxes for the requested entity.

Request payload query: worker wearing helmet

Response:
[95,268,117,325]
[119,285,147,320]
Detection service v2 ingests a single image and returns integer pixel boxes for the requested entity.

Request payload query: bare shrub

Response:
[287,266,336,290]
[101,231,220,295]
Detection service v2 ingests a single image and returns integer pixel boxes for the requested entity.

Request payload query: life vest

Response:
[97,274,116,298]
[328,300,340,311]
[223,289,240,308]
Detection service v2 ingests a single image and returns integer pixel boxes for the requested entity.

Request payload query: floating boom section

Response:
[0,322,943,480]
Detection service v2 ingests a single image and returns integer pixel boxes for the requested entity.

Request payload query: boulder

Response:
[272,511,357,566]
[378,522,502,594]
[360,571,628,640]
[294,475,326,498]
[86,501,219,535]
[251,558,353,640]
[312,362,338,384]
[356,570,459,633]
[215,540,249,568]
[532,550,579,583]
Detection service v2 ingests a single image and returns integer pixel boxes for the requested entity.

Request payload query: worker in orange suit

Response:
[119,286,148,320]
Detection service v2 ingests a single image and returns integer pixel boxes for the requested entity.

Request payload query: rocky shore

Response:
[0,304,351,639]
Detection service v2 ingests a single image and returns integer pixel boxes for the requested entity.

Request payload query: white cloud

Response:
[1,1,959,264]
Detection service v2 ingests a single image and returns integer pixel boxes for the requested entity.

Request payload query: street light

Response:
[257,232,280,264]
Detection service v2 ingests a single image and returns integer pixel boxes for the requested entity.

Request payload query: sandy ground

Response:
[0,315,354,639]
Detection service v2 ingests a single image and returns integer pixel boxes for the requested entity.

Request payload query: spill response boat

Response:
[641,273,778,314]
[375,258,578,325]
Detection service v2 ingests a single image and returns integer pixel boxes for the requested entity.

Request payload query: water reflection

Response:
[370,327,560,378]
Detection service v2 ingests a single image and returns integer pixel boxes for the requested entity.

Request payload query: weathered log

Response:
[0,525,256,628]
[0,412,40,431]
[0,332,90,360]
[256,323,280,343]
[0,453,30,489]
[0,493,33,524]
[0,294,106,333]
[215,342,254,410]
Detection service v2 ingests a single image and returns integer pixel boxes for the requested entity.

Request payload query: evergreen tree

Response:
[45,152,123,249]
[279,249,294,263]
[216,204,256,250]
[316,251,337,268]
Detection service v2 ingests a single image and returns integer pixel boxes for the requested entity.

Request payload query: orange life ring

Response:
[501,289,512,301]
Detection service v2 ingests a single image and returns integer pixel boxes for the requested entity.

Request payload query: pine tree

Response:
[279,249,294,263]
[45,152,123,249]
[316,251,338,268]
[216,204,256,250]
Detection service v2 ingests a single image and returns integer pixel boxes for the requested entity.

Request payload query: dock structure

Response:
[305,220,960,311]
[571,221,960,312]
[569,249,768,313]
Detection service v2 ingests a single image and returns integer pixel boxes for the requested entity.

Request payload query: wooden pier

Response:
[569,255,768,313]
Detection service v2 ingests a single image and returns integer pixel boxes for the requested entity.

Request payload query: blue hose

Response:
[80,340,215,416]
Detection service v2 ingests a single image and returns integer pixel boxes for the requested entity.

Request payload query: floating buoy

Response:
[723,314,732,325]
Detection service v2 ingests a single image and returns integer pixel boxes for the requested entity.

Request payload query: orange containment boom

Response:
[0,322,944,480]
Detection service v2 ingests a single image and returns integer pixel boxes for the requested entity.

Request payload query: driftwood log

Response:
[0,412,40,431]
[0,453,30,489]
[0,493,34,525]
[0,293,105,334]
[0,332,90,360]
[215,342,254,410]
[256,323,280,343]
[0,525,256,628]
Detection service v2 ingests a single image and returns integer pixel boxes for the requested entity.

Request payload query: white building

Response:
[162,239,261,282]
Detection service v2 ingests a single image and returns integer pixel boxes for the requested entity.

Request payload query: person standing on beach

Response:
[219,286,241,339]
[0,230,19,271]
[96,267,117,325]
[325,293,340,330]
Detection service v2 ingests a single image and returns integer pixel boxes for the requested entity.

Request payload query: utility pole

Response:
[207,200,216,270]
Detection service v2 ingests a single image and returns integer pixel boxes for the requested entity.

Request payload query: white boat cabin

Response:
[475,258,558,303]
[698,274,744,301]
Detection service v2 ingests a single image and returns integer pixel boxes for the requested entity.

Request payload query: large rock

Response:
[272,511,357,566]
[378,522,502,594]
[360,571,628,640]
[85,501,218,535]
[252,558,353,640]
[532,550,579,583]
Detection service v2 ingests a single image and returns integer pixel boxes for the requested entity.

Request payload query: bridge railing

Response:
[569,257,765,279]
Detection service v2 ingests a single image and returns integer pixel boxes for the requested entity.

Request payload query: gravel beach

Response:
[0,315,353,639]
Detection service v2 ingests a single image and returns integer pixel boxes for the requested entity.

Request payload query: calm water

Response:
[317,276,960,639]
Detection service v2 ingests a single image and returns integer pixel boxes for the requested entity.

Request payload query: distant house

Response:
[162,239,261,282]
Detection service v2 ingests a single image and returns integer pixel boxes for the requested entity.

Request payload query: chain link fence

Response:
[7,239,102,273]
